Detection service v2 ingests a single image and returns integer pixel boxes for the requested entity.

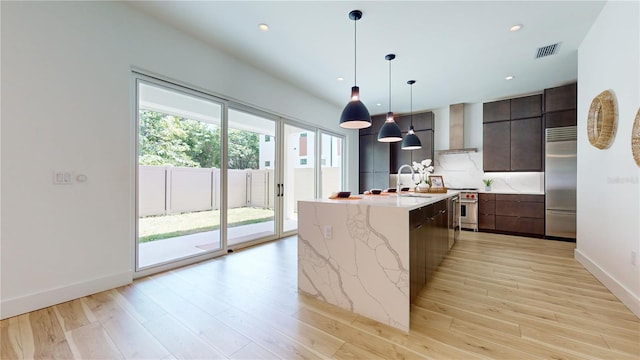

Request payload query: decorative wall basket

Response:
[587,90,617,149]
[633,108,640,167]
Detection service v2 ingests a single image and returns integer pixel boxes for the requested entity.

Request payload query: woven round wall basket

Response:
[587,90,617,149]
[633,108,640,167]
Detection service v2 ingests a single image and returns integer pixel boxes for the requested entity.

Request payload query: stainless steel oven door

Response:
[459,200,478,231]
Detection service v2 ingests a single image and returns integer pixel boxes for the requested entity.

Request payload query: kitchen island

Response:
[297,191,457,332]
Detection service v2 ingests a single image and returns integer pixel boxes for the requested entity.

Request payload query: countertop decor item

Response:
[429,175,445,189]
[587,89,617,149]
[633,108,640,167]
[412,159,434,186]
[482,178,494,191]
[339,10,371,130]
[377,54,403,142]
[401,80,422,150]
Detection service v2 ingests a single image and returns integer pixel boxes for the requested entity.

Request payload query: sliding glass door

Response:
[135,74,346,273]
[281,123,316,234]
[136,78,224,269]
[226,108,277,246]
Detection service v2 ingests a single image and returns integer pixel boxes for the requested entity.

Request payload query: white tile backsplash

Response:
[433,152,544,193]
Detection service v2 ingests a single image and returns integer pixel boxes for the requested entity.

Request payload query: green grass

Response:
[138,207,274,243]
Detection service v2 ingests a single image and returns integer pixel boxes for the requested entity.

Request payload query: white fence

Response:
[139,165,341,217]
[139,166,274,217]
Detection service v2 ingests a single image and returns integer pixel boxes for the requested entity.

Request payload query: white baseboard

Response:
[1,271,132,320]
[575,249,640,318]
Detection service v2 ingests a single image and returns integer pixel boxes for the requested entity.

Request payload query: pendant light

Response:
[401,80,422,150]
[339,10,371,129]
[377,54,402,142]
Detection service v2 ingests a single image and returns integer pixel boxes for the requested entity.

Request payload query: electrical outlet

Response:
[323,225,332,240]
[632,250,637,266]
[53,171,73,185]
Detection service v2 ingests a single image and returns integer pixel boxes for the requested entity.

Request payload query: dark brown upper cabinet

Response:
[511,95,542,119]
[544,83,577,113]
[483,99,510,123]
[483,121,511,171]
[544,83,577,128]
[359,111,435,193]
[510,117,543,171]
[483,94,543,172]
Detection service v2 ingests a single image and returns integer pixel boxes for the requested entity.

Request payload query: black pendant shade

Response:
[378,112,403,142]
[340,10,371,129]
[340,86,371,129]
[401,80,422,150]
[378,54,402,142]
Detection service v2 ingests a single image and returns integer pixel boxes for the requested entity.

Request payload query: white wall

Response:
[576,1,640,317]
[0,1,356,319]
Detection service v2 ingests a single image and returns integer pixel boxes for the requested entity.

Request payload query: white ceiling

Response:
[127,1,605,116]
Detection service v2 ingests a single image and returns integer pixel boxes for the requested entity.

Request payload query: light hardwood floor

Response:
[2,232,639,359]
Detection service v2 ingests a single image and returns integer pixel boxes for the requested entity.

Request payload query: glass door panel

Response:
[227,108,276,246]
[137,80,223,269]
[320,132,345,198]
[282,124,316,233]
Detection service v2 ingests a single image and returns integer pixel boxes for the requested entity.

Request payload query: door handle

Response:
[277,184,281,197]
[281,183,284,197]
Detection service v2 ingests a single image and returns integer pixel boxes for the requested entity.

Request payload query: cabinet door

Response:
[412,111,434,131]
[510,117,542,171]
[545,109,577,128]
[412,130,434,164]
[359,134,374,172]
[373,140,390,173]
[483,121,510,171]
[483,99,510,123]
[359,172,373,193]
[511,94,542,120]
[544,83,577,112]
[390,139,412,173]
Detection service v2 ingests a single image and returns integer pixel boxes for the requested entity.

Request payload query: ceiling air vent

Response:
[536,43,560,58]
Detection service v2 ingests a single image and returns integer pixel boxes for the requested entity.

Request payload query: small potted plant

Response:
[482,178,494,191]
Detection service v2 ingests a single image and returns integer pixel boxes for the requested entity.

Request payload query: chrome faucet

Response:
[396,164,415,194]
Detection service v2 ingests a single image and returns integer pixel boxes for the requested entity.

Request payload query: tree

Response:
[138,110,198,167]
[138,110,260,170]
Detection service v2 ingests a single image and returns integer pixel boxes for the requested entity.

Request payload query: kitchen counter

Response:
[478,190,545,195]
[297,191,457,332]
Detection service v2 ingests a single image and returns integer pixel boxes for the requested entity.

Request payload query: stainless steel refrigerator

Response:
[545,126,577,239]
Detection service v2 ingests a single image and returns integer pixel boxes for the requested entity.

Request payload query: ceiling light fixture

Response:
[505,75,515,80]
[378,54,402,142]
[401,80,422,150]
[510,24,523,32]
[258,23,269,32]
[339,10,371,129]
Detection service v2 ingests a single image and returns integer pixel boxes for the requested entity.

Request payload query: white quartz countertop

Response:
[478,190,545,195]
[302,191,458,211]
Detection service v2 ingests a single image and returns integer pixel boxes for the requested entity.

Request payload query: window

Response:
[265,135,271,142]
[300,158,307,165]
[265,160,271,167]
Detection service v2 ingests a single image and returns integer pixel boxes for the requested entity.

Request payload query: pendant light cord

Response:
[388,59,392,112]
[410,83,413,126]
[353,19,357,86]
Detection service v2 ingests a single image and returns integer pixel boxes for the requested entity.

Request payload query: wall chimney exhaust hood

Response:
[437,103,478,154]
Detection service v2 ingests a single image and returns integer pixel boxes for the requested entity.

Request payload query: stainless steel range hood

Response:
[437,103,478,154]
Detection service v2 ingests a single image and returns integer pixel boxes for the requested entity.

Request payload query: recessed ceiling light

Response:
[505,75,515,80]
[510,24,523,32]
[258,23,269,32]
[376,103,382,107]
[337,77,344,81]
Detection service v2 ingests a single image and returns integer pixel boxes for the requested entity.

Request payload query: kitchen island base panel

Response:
[298,201,410,332]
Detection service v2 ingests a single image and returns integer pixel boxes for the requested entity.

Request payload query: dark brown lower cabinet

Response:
[478,193,496,230]
[493,194,545,237]
[409,200,449,303]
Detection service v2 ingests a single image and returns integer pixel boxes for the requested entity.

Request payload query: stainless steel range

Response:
[452,189,479,231]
